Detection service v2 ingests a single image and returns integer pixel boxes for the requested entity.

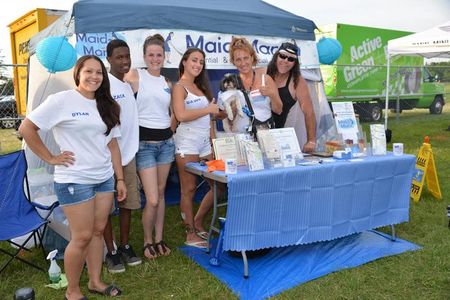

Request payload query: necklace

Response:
[241,69,255,93]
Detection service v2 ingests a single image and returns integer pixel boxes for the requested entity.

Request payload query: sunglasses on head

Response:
[278,53,296,62]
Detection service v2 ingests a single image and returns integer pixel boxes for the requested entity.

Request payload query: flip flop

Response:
[88,284,122,297]
[184,240,208,249]
[195,230,209,240]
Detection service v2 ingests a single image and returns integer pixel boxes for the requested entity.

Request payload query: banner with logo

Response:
[73,29,319,69]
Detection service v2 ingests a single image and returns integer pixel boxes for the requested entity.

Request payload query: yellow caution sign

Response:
[410,136,442,202]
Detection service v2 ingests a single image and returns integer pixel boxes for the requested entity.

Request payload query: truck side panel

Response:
[8,8,66,116]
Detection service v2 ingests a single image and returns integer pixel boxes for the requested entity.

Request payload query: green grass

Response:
[0,129,22,155]
[1,106,449,299]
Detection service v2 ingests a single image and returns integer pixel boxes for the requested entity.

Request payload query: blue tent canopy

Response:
[72,0,317,40]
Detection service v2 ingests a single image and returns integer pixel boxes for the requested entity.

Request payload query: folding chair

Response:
[0,150,59,273]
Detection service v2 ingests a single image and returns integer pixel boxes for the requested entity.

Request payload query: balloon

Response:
[36,36,77,73]
[316,38,342,65]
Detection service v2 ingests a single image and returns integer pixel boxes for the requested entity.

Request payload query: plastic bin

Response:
[27,168,54,200]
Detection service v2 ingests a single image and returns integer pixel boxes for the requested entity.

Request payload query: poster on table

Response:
[331,102,359,143]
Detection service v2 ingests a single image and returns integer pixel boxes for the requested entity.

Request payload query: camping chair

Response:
[0,150,59,273]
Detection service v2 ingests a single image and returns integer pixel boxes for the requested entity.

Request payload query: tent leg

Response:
[384,56,391,130]
[390,225,397,241]
[241,251,249,278]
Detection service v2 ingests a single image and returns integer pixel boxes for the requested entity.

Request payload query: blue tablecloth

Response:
[187,154,415,251]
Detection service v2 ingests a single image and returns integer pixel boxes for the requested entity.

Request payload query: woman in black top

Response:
[267,42,317,153]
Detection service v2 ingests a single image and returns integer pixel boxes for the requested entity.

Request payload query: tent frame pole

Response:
[384,54,391,130]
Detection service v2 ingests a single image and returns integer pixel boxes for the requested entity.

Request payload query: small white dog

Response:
[219,74,249,133]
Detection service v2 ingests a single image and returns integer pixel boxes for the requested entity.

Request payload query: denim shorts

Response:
[136,138,175,171]
[54,176,115,207]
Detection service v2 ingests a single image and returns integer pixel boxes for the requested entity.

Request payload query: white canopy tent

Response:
[384,21,450,128]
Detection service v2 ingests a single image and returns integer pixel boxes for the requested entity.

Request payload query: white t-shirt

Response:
[136,69,171,129]
[27,89,120,184]
[177,88,210,131]
[109,73,139,165]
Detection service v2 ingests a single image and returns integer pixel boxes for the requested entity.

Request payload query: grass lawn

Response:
[1,106,449,299]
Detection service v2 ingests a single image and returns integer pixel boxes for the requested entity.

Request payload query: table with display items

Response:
[185,153,415,277]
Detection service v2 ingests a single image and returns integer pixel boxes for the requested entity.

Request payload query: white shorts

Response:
[174,126,212,158]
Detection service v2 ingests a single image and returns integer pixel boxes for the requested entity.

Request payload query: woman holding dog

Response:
[172,48,219,248]
[228,37,282,129]
[266,42,316,153]
[125,34,176,259]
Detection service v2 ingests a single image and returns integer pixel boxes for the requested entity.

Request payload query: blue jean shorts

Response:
[54,176,115,207]
[136,138,175,171]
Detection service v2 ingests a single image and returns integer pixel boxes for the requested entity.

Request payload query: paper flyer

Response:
[331,102,359,143]
[370,124,387,155]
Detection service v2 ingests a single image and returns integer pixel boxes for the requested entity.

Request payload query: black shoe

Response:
[119,244,142,266]
[105,250,125,273]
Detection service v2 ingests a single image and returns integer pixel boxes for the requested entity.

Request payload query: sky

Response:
[1,0,449,64]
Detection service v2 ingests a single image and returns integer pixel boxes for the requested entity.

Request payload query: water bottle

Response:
[46,249,61,283]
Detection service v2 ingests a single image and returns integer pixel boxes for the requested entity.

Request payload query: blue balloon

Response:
[36,36,77,73]
[317,38,342,65]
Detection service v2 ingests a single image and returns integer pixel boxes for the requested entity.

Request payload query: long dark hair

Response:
[73,55,120,135]
[266,50,301,89]
[178,48,213,101]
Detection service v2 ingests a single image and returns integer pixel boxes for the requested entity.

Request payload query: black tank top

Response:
[273,72,296,128]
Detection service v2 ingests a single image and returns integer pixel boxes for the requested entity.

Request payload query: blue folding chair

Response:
[0,150,59,273]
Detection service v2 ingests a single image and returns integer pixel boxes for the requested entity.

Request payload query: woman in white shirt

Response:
[126,34,176,259]
[172,48,218,249]
[19,55,125,299]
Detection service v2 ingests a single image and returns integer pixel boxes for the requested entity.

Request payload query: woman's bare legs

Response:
[85,192,119,295]
[154,163,172,255]
[176,154,207,246]
[62,199,96,300]
[139,166,158,258]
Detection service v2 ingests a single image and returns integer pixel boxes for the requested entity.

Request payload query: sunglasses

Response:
[278,53,296,62]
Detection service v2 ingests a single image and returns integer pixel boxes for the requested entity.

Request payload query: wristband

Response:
[116,178,125,182]
[307,141,316,145]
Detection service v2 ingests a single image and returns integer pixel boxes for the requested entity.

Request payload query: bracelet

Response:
[116,178,125,182]
[307,141,316,145]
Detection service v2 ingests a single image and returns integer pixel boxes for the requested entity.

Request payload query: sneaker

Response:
[105,250,126,273]
[119,244,142,266]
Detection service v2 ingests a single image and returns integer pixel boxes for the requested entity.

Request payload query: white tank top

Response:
[136,69,171,129]
[177,87,210,130]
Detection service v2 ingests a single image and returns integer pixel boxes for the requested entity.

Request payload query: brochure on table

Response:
[212,136,238,161]
[242,140,265,171]
[370,124,387,155]
[268,127,304,161]
[331,102,359,143]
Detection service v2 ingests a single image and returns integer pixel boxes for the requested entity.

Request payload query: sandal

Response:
[195,230,208,240]
[88,284,122,297]
[184,240,208,249]
[155,240,171,256]
[143,243,157,259]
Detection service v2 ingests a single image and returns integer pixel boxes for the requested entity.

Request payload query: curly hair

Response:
[229,36,258,67]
